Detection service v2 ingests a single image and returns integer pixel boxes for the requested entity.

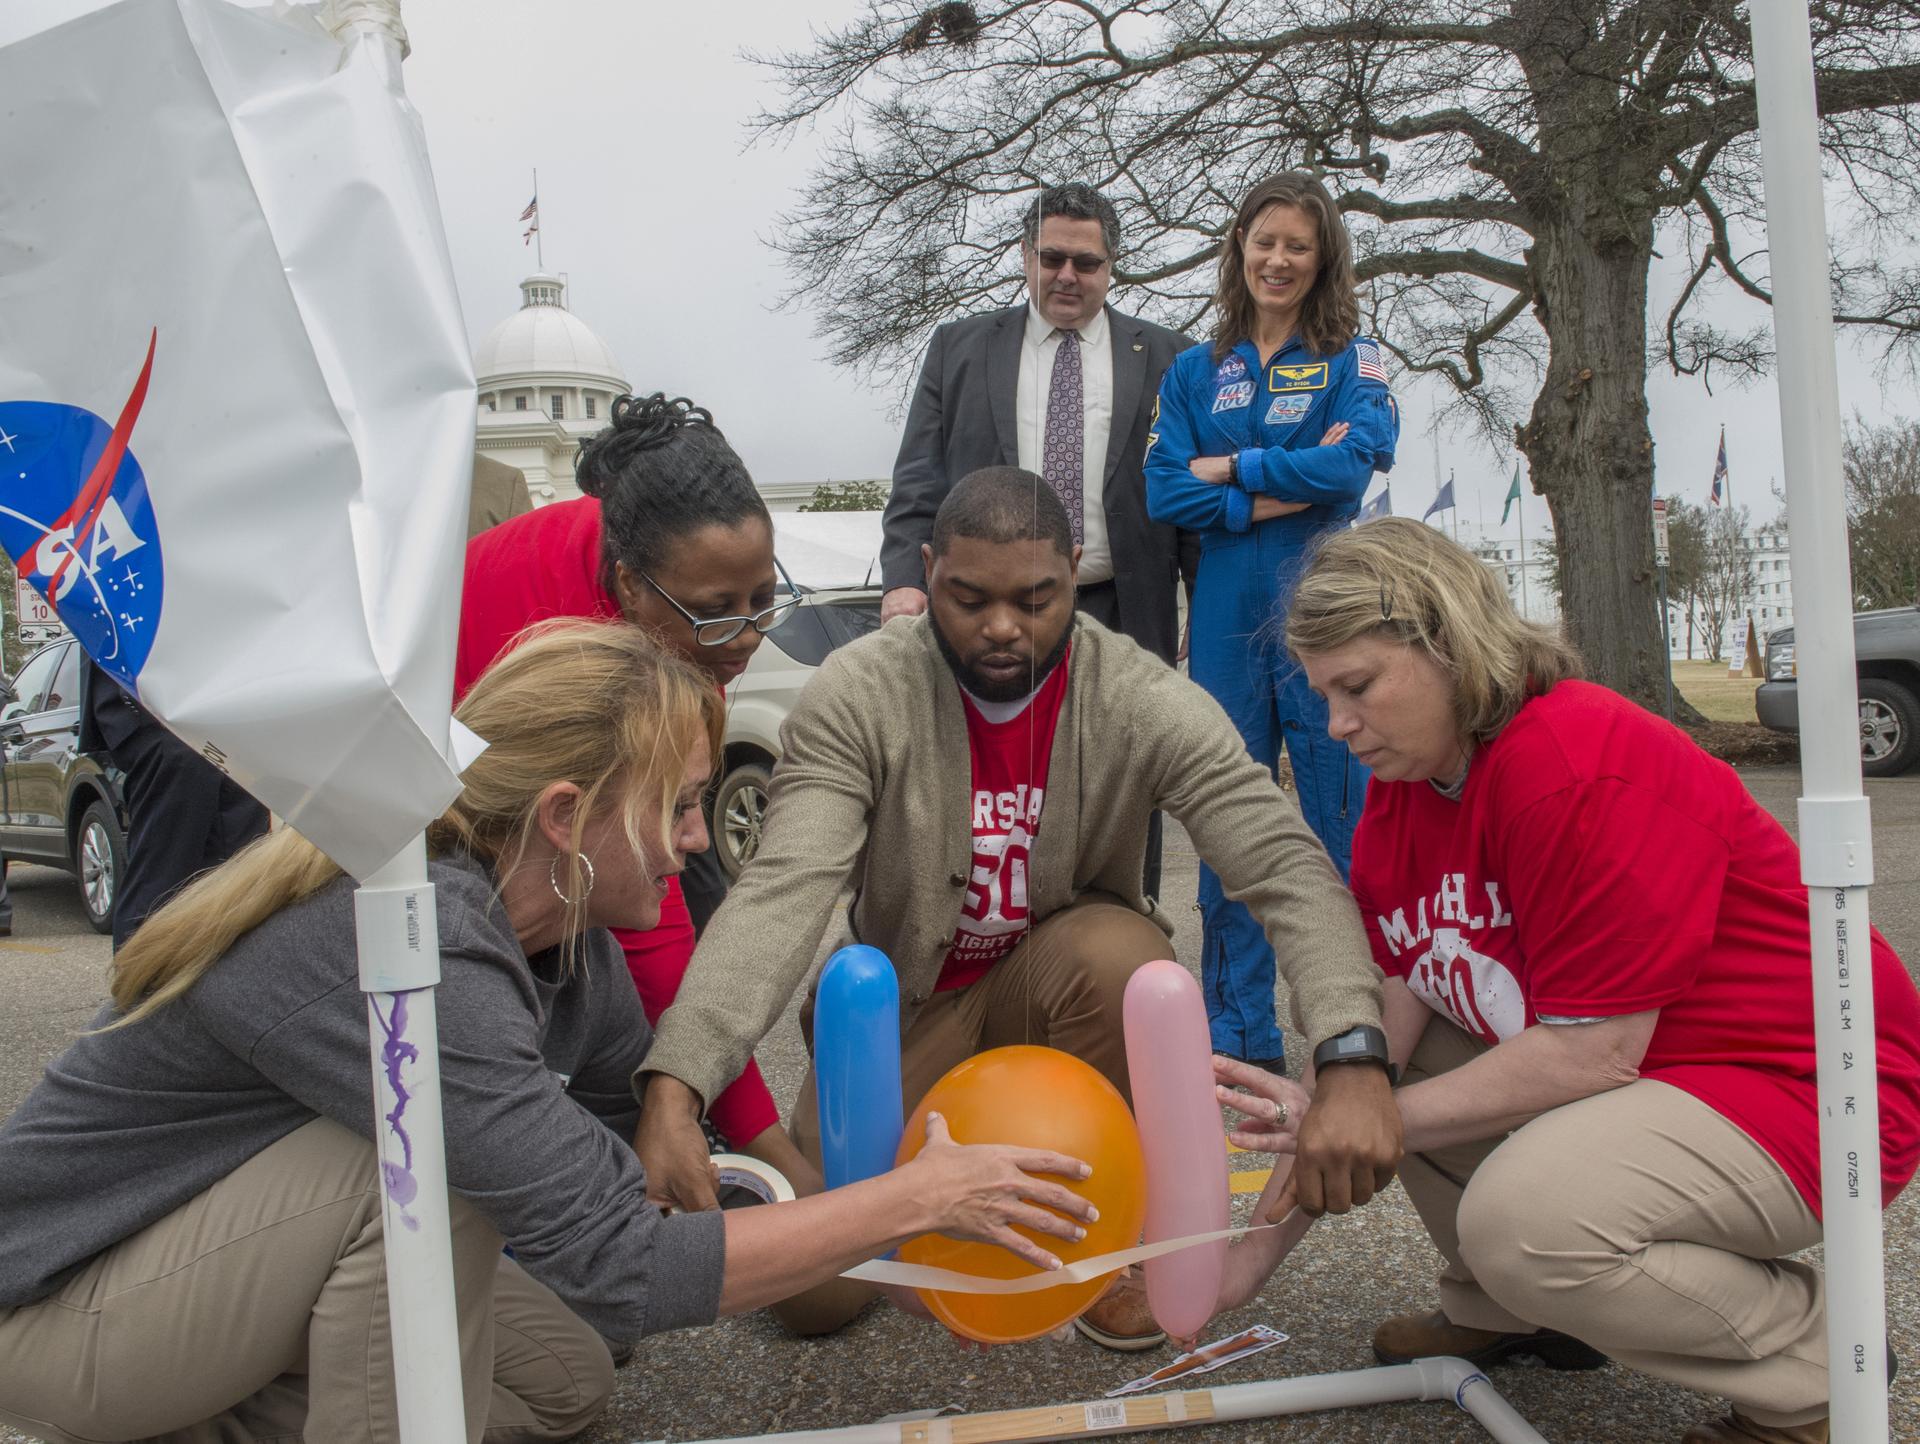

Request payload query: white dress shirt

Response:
[1016,304,1113,584]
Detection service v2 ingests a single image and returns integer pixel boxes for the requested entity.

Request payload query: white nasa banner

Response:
[0,0,475,878]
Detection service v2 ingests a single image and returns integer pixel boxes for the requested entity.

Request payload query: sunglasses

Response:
[1034,248,1110,275]
[640,573,802,647]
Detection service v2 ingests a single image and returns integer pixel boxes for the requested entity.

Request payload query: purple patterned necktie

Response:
[1042,329,1085,545]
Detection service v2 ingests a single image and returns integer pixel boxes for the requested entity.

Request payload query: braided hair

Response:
[573,392,769,596]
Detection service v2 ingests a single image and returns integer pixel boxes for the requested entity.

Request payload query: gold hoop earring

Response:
[549,852,596,907]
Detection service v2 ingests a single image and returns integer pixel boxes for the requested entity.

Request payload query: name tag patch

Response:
[1268,361,1329,392]
[1265,393,1314,426]
[1211,380,1255,413]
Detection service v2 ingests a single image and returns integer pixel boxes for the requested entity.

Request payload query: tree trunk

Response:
[1519,209,1696,719]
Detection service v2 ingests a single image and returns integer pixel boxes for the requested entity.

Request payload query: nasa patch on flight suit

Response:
[1211,380,1255,413]
[1267,361,1329,392]
[1265,393,1314,426]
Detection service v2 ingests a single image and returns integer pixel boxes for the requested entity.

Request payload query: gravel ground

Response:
[2,767,1915,1443]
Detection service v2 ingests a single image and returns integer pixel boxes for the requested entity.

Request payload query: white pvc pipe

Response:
[666,1357,1547,1444]
[355,832,465,1442]
[1749,7,1889,1442]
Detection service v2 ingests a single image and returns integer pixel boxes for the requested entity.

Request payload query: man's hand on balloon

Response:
[904,1111,1096,1271]
[1272,1062,1401,1223]
[1213,1055,1310,1155]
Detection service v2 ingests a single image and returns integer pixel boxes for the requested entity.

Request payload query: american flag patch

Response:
[1355,340,1389,385]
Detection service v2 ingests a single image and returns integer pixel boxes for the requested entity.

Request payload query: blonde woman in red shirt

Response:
[1212,517,1920,1444]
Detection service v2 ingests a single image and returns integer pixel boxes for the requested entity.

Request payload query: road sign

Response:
[15,577,53,627]
[1652,496,1671,568]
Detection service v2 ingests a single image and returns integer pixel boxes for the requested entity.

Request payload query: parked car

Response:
[706,512,886,877]
[0,637,128,931]
[1754,607,1920,777]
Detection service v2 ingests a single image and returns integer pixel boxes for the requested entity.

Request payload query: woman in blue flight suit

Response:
[1146,171,1398,1067]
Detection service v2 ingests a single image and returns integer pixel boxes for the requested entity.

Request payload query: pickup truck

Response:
[1754,607,1920,777]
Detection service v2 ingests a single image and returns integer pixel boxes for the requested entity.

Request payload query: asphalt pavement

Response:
[1,766,1915,1443]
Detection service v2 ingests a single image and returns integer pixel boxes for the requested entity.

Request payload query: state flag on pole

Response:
[1357,485,1391,524]
[1711,426,1728,505]
[1501,461,1523,526]
[0,0,478,879]
[1423,475,1456,523]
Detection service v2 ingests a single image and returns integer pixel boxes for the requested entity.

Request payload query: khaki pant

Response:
[0,1118,613,1443]
[1401,1019,1827,1429]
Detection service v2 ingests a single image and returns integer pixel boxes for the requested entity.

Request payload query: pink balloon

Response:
[1124,960,1229,1340]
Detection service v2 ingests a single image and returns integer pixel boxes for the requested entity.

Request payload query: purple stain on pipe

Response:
[373,990,422,1232]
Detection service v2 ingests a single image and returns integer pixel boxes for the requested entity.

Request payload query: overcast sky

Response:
[12,0,1910,543]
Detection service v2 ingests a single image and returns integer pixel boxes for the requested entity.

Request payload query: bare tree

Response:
[756,0,1920,709]
[1664,497,1710,659]
[1689,501,1755,661]
[1843,413,1920,609]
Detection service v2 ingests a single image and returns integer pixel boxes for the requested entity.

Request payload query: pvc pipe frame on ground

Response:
[671,1357,1548,1444]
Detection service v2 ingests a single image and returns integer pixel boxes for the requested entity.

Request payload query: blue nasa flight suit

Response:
[1145,334,1398,1061]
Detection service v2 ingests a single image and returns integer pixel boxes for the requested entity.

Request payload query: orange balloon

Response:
[895,1045,1147,1345]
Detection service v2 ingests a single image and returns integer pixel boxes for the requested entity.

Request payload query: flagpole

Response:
[1517,482,1530,620]
[532,166,543,271]
[1751,8,1888,1440]
[327,4,467,1438]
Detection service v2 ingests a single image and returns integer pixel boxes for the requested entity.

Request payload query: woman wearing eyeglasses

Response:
[1144,172,1400,1075]
[456,393,815,1226]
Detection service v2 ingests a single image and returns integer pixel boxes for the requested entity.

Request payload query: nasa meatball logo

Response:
[0,332,165,692]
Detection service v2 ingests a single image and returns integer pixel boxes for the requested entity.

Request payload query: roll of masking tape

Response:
[709,1154,795,1207]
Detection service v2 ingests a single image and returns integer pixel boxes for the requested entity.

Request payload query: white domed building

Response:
[473,273,627,503]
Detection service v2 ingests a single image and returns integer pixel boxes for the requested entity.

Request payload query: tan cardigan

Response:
[644,614,1383,1107]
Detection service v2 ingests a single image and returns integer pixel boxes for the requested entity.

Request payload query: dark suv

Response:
[0,638,127,931]
[1755,608,1920,777]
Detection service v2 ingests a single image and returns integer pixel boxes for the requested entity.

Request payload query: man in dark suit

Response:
[881,184,1192,658]
[880,183,1192,894]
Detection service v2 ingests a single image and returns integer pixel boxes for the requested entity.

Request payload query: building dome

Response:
[472,274,626,390]
[473,274,629,506]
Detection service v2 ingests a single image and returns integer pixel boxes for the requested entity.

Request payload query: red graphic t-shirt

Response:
[935,650,1072,994]
[1350,679,1920,1216]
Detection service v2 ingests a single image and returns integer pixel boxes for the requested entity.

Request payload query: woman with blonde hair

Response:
[0,622,1096,1444]
[1144,170,1399,1075]
[1210,518,1920,1444]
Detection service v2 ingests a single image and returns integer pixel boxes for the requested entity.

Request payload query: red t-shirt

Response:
[454,499,779,1145]
[1350,679,1920,1216]
[935,651,1073,993]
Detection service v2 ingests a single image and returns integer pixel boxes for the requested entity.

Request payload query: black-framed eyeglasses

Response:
[641,573,802,646]
[1035,249,1110,275]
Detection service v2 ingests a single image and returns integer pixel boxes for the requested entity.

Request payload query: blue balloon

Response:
[814,945,904,1191]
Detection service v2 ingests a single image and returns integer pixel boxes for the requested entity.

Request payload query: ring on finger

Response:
[1272,1098,1289,1126]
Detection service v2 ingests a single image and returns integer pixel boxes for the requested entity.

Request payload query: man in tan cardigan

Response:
[639,468,1399,1346]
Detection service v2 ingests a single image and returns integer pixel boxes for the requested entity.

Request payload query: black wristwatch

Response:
[1312,1025,1398,1085]
[1227,451,1240,486]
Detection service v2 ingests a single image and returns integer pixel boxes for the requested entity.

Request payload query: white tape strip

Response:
[841,1223,1276,1294]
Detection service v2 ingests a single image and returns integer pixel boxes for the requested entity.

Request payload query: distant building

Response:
[472,273,627,504]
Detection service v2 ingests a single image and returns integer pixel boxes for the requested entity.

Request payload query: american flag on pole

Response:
[1355,339,1390,386]
[1711,426,1728,505]
[518,195,537,222]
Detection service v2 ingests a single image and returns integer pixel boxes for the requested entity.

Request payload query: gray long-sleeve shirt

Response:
[0,853,724,1342]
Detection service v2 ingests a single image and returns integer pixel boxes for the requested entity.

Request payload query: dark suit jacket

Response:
[881,304,1194,662]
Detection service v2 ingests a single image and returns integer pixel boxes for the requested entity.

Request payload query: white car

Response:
[707,514,885,877]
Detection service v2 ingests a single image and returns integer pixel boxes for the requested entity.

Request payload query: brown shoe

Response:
[1680,1411,1828,1443]
[1372,1308,1607,1371]
[1074,1268,1166,1352]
